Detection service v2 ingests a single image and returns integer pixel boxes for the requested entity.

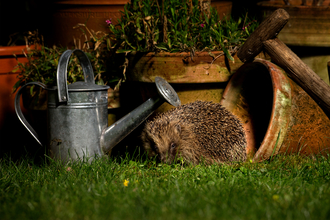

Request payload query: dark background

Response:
[0,0,264,46]
[0,0,50,46]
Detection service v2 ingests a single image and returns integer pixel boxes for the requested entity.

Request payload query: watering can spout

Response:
[101,76,181,153]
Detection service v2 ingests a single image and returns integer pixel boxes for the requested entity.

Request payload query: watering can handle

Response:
[57,49,95,103]
[14,82,48,147]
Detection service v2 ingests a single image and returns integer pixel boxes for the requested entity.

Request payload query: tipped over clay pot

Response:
[221,59,330,161]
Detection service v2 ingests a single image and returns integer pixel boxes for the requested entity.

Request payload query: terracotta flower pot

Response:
[125,51,240,114]
[0,45,38,118]
[50,0,129,48]
[125,51,269,114]
[220,59,330,161]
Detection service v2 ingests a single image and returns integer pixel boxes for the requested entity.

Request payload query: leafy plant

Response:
[12,26,123,94]
[11,0,258,94]
[108,0,258,61]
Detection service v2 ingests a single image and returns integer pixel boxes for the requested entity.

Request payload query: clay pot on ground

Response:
[220,59,330,161]
[257,0,330,85]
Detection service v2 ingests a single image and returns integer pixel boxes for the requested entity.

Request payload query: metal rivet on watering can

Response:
[15,49,181,163]
[221,59,330,162]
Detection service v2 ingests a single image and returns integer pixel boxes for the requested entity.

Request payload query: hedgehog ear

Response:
[175,124,181,134]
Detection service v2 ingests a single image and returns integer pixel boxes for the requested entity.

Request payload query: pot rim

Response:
[0,44,38,57]
[129,50,228,58]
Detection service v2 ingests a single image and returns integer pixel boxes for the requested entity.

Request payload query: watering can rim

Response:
[46,81,110,92]
[67,81,110,91]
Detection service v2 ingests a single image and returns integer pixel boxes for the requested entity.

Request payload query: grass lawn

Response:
[1,151,330,220]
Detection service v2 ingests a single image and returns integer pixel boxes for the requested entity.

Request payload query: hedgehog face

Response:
[141,121,182,164]
[158,134,181,164]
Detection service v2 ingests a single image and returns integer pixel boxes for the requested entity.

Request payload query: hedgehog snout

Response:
[161,142,180,163]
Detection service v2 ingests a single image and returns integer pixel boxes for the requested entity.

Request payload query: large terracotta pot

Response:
[125,51,269,114]
[221,59,330,161]
[126,51,243,113]
[50,0,129,48]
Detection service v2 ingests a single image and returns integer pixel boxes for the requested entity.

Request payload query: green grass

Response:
[1,153,330,220]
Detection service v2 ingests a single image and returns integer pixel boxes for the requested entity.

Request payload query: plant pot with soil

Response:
[108,0,261,113]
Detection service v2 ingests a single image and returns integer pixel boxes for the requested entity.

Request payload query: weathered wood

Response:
[263,38,330,118]
[327,61,330,82]
[237,9,289,62]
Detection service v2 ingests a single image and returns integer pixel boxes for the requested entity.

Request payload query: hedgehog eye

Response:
[170,143,176,149]
[153,145,159,153]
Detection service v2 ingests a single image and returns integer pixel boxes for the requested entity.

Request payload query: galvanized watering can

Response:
[15,49,181,162]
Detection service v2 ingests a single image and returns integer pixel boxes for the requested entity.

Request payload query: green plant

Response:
[11,0,258,94]
[108,0,258,61]
[12,26,123,94]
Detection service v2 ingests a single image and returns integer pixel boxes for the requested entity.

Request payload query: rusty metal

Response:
[221,59,330,161]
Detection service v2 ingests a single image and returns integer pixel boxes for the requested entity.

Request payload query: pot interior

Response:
[221,62,274,158]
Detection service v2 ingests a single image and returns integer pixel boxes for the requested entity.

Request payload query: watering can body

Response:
[47,82,109,161]
[15,49,180,163]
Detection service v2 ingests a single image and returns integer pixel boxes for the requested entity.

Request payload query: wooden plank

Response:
[263,38,330,117]
[237,8,289,62]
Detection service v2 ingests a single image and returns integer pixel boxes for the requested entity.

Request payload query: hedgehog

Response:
[140,100,247,165]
